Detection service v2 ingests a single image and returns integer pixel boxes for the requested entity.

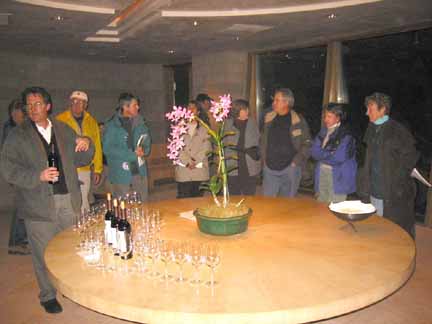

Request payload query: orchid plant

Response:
[166,94,234,208]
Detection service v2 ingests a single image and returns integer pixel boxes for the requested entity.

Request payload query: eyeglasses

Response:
[71,99,86,105]
[25,102,45,110]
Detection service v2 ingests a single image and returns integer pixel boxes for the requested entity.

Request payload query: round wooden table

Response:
[45,196,415,324]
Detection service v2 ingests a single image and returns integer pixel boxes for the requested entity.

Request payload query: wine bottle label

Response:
[118,231,128,253]
[110,227,118,249]
[104,221,111,244]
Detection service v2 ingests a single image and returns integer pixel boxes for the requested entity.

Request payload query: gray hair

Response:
[364,92,392,114]
[275,88,295,108]
[230,99,249,119]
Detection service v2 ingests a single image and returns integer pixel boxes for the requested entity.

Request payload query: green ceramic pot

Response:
[193,208,252,236]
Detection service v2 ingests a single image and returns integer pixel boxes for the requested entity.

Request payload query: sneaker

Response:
[40,298,63,314]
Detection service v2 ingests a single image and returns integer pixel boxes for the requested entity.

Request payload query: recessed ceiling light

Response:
[84,36,120,43]
[168,50,175,54]
[53,15,64,21]
[328,13,337,20]
[193,20,198,26]
[235,36,240,41]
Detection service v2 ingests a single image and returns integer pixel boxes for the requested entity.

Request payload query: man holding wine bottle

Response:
[0,87,95,314]
[103,93,152,201]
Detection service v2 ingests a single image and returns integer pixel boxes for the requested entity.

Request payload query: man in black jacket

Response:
[1,87,94,313]
[357,92,418,238]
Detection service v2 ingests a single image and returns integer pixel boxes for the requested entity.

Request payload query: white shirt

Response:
[35,119,52,144]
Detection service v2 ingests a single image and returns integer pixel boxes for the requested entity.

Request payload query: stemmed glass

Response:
[174,242,188,283]
[94,230,106,270]
[75,210,86,250]
[189,243,204,286]
[205,244,220,287]
[159,240,174,281]
[133,233,147,273]
[146,239,160,278]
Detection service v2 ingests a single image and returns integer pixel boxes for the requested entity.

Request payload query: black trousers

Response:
[177,181,204,199]
[228,175,257,196]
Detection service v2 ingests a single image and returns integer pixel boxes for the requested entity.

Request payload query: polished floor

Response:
[0,184,431,324]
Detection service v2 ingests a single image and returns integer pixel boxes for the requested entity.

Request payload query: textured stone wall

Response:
[192,51,249,101]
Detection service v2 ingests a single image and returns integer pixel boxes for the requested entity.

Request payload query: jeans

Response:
[263,164,302,197]
[370,196,384,216]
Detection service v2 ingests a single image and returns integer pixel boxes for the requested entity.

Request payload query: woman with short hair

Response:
[311,104,357,203]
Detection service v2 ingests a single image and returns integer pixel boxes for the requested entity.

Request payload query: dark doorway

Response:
[173,63,191,107]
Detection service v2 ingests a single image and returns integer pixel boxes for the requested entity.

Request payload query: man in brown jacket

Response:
[1,87,94,314]
[261,88,312,197]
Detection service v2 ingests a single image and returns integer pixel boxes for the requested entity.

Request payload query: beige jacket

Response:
[175,124,211,182]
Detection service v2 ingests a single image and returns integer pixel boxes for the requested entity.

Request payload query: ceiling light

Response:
[168,50,175,54]
[235,36,240,41]
[14,0,115,15]
[52,15,64,21]
[328,13,337,19]
[96,29,119,36]
[193,20,198,26]
[84,36,120,43]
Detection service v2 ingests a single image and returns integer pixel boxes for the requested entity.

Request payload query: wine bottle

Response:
[111,198,119,254]
[104,193,114,245]
[118,201,133,260]
[47,143,59,184]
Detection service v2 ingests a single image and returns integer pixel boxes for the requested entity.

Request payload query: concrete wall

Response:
[0,52,170,208]
[0,52,168,144]
[192,51,249,101]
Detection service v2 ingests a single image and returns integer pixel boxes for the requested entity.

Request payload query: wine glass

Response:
[159,240,174,281]
[132,233,147,273]
[174,241,188,283]
[146,239,160,278]
[189,243,204,286]
[205,243,220,287]
[94,230,106,270]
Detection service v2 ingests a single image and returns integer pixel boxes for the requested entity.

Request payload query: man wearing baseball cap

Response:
[57,90,103,211]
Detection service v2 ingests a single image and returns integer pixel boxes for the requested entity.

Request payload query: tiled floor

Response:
[1,185,431,324]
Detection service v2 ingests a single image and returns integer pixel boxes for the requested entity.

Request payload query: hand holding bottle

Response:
[40,167,59,182]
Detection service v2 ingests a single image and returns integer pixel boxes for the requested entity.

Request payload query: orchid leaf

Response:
[221,131,237,139]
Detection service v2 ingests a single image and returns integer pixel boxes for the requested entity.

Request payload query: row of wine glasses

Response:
[73,199,221,288]
[132,239,221,287]
[129,208,163,237]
